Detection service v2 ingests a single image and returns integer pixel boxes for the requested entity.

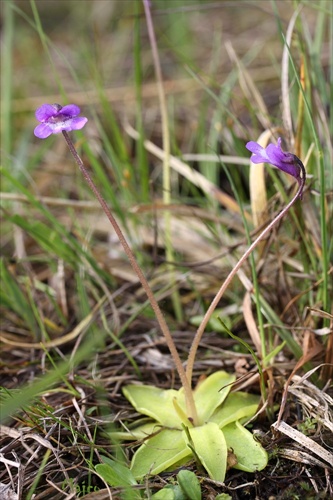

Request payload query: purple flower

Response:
[34,103,88,139]
[246,138,303,186]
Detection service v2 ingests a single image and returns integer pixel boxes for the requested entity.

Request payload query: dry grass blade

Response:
[125,123,251,219]
[273,369,333,470]
[288,374,333,433]
[0,424,73,498]
[10,79,202,113]
[281,5,302,148]
[0,483,18,500]
[0,192,101,209]
[0,296,106,349]
[225,41,271,130]
[248,130,279,230]
[277,448,331,469]
[272,420,333,467]
[277,332,325,425]
[242,291,262,355]
[80,489,112,500]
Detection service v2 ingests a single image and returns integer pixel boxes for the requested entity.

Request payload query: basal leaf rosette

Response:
[112,371,268,481]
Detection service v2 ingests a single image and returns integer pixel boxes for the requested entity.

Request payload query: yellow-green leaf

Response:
[210,392,260,428]
[123,385,183,427]
[184,422,228,481]
[192,371,236,423]
[131,429,190,479]
[223,421,268,472]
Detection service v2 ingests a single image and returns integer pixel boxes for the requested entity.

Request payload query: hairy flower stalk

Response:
[186,138,306,384]
[34,103,199,425]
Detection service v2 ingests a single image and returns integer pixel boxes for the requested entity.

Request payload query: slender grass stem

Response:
[282,32,329,322]
[134,1,149,201]
[143,0,183,322]
[222,161,267,369]
[186,167,306,385]
[2,0,13,168]
[61,131,198,425]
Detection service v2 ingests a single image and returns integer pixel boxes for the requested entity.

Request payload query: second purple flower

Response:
[246,137,304,187]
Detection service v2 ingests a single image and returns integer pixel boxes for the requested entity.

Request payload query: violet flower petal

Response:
[245,141,269,163]
[34,123,53,139]
[35,104,59,122]
[60,104,81,117]
[246,141,266,156]
[68,116,88,130]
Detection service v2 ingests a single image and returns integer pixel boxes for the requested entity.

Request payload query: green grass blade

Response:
[1,0,14,169]
[0,258,39,335]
